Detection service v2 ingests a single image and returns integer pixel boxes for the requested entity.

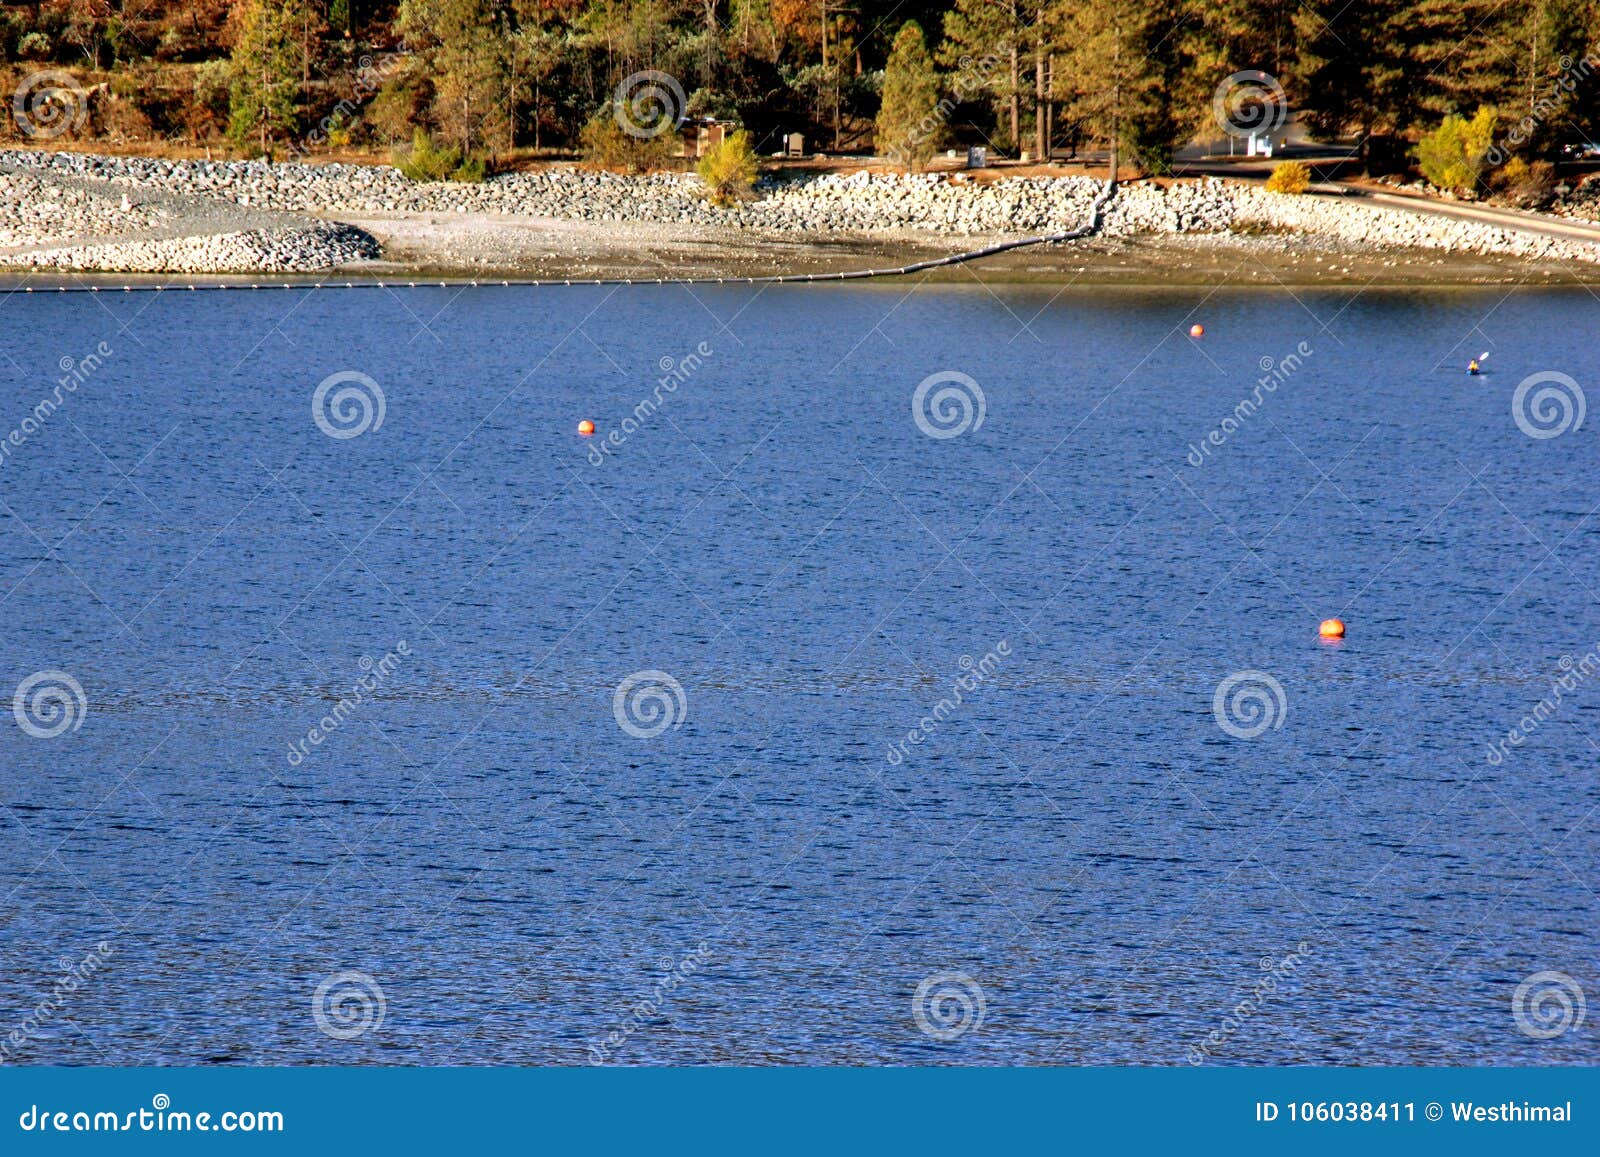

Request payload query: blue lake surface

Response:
[0,282,1595,1065]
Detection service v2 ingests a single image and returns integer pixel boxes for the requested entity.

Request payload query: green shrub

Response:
[184,58,232,139]
[1491,156,1555,207]
[18,31,51,60]
[367,74,425,145]
[697,129,759,205]
[394,127,456,180]
[1492,155,1530,190]
[1415,107,1496,194]
[579,109,674,174]
[156,27,185,62]
[449,153,486,182]
[1265,160,1311,194]
[393,127,485,182]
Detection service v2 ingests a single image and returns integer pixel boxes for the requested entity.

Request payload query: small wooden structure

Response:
[679,118,739,158]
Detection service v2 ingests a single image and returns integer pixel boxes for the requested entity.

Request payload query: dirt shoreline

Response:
[300,205,1600,285]
[7,216,1599,289]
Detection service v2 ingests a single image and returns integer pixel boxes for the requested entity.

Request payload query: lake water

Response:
[0,282,1595,1065]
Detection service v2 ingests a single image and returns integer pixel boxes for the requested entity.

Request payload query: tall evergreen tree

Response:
[1188,0,1295,79]
[227,0,310,154]
[937,0,1038,152]
[1292,0,1408,163]
[398,0,513,158]
[1503,0,1600,159]
[1400,0,1521,124]
[876,20,941,171]
[1055,0,1187,174]
[1186,0,1295,138]
[26,0,1600,166]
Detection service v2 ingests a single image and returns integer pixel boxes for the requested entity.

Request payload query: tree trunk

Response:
[703,0,717,86]
[1036,54,1049,160]
[1009,43,1019,149]
[1034,33,1046,158]
[1108,32,1121,181]
[260,60,268,158]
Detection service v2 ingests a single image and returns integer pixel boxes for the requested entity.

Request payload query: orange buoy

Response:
[1319,618,1346,639]
[578,420,596,436]
[1189,324,1205,338]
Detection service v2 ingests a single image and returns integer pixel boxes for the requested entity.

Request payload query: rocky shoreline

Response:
[3,148,1599,277]
[10,221,380,275]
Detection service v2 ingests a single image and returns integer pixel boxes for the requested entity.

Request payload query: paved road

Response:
[1177,150,1600,247]
[1344,187,1600,245]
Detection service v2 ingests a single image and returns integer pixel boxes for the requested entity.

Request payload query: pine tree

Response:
[937,0,1038,152]
[1493,0,1600,160]
[1191,0,1295,78]
[1399,1,1521,124]
[398,0,512,159]
[1185,0,1295,140]
[1291,0,1409,164]
[226,0,309,155]
[876,21,941,171]
[1055,0,1187,175]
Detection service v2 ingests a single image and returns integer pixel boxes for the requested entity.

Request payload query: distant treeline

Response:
[2,0,1598,175]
